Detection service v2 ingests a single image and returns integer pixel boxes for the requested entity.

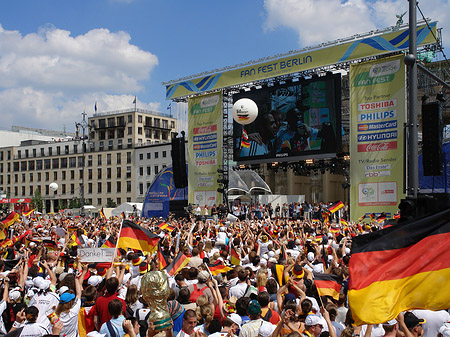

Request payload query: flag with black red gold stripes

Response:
[349,208,450,325]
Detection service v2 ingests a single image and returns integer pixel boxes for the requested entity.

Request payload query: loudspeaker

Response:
[422,102,443,176]
[171,136,188,188]
[169,200,188,218]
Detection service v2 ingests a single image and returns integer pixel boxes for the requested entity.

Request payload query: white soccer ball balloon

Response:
[49,182,58,191]
[232,98,258,125]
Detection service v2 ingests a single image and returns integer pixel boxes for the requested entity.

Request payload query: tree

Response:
[31,189,43,212]
[106,198,117,208]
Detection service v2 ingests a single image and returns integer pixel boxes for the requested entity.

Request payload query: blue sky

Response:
[0,0,448,132]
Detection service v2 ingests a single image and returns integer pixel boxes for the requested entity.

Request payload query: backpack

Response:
[189,284,208,303]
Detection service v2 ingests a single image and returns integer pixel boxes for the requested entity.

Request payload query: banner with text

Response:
[188,92,223,206]
[166,23,436,99]
[350,54,405,221]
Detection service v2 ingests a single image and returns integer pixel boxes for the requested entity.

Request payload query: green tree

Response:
[106,198,117,208]
[31,189,43,212]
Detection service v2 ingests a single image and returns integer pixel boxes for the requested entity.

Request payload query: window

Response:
[61,184,66,194]
[73,145,77,154]
[99,141,104,151]
[17,150,21,159]
[87,155,93,167]
[69,157,76,168]
[108,117,115,127]
[117,167,121,178]
[108,140,113,150]
[14,174,18,183]
[70,184,75,194]
[107,154,111,165]
[139,183,143,195]
[52,158,59,169]
[139,153,143,160]
[116,181,121,193]
[48,147,52,156]
[171,121,175,129]
[78,156,84,167]
[117,129,124,138]
[97,198,102,205]
[127,152,132,164]
[98,168,102,179]
[33,149,36,157]
[62,171,66,180]
[155,152,159,159]
[107,168,111,179]
[162,120,168,129]
[147,153,151,159]
[107,182,111,193]
[22,186,25,196]
[53,172,57,180]
[127,139,132,148]
[128,115,132,123]
[29,173,33,182]
[138,115,142,123]
[138,127,142,135]
[97,183,102,193]
[127,181,132,192]
[61,158,67,168]
[126,197,131,202]
[21,173,25,182]
[36,160,42,170]
[65,145,69,154]
[99,119,106,128]
[98,155,102,165]
[128,127,132,135]
[154,165,159,175]
[117,198,121,205]
[116,153,121,164]
[44,159,51,170]
[70,170,75,180]
[13,162,19,172]
[126,166,131,178]
[162,151,167,158]
[147,166,151,175]
[45,172,49,181]
[139,167,143,176]
[21,161,27,171]
[88,183,92,194]
[118,139,123,149]
[117,116,125,126]
[79,170,83,179]
[37,172,41,181]
[56,147,60,155]
[88,169,92,180]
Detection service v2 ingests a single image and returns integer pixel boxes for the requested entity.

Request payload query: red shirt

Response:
[87,292,126,328]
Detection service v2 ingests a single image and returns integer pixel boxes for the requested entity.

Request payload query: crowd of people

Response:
[0,207,447,337]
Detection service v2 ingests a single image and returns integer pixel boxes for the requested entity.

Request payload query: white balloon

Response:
[232,98,258,125]
[49,182,58,191]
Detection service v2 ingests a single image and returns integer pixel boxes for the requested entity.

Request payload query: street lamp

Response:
[75,111,91,217]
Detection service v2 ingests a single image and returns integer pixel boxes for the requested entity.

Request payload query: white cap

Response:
[9,287,21,301]
[33,276,50,290]
[268,251,275,258]
[228,313,242,327]
[268,257,277,264]
[58,286,69,295]
[307,252,315,262]
[305,315,323,327]
[384,319,398,326]
[88,275,103,287]
[260,258,267,265]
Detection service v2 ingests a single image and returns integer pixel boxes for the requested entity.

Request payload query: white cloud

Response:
[0,24,159,130]
[264,0,449,50]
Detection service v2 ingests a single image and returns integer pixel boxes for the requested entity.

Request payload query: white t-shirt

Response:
[229,282,249,300]
[19,322,49,337]
[412,309,450,337]
[29,291,60,330]
[58,298,82,337]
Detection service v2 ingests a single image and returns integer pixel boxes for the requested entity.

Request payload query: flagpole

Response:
[115,219,124,258]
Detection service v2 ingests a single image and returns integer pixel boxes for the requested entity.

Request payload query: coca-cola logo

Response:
[357,141,397,152]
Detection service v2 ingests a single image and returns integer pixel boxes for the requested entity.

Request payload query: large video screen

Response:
[233,73,342,164]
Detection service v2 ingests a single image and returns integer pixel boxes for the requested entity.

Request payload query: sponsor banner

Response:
[350,55,406,220]
[0,198,32,204]
[188,92,223,206]
[166,23,436,99]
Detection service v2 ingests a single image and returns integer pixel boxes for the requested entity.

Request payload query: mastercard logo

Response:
[358,124,369,131]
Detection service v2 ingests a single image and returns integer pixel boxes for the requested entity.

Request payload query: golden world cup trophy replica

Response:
[141,271,171,331]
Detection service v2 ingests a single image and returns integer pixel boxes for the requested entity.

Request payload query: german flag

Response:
[101,236,116,248]
[0,229,6,241]
[340,219,348,227]
[349,208,450,325]
[314,273,342,300]
[70,231,85,247]
[166,252,190,276]
[43,240,57,251]
[120,212,126,219]
[241,129,250,148]
[230,245,240,266]
[23,209,35,217]
[376,214,387,223]
[68,226,78,233]
[274,264,287,286]
[99,208,106,219]
[117,220,159,254]
[208,261,232,276]
[280,244,287,261]
[1,212,19,228]
[25,238,39,248]
[158,222,175,232]
[357,214,366,222]
[157,242,169,270]
[1,239,13,249]
[328,201,344,214]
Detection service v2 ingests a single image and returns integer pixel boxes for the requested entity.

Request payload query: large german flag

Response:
[1,212,19,228]
[118,220,159,254]
[208,261,232,276]
[314,273,341,300]
[157,242,169,270]
[166,252,190,276]
[230,245,240,266]
[349,208,450,325]
[101,236,116,248]
[328,201,344,213]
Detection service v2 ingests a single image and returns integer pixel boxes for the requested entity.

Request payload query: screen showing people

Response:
[233,73,341,163]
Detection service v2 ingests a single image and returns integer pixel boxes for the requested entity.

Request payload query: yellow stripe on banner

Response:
[316,288,340,301]
[348,267,450,325]
[118,237,157,254]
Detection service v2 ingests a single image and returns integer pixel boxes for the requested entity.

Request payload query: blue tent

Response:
[419,141,450,193]
[141,165,188,218]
